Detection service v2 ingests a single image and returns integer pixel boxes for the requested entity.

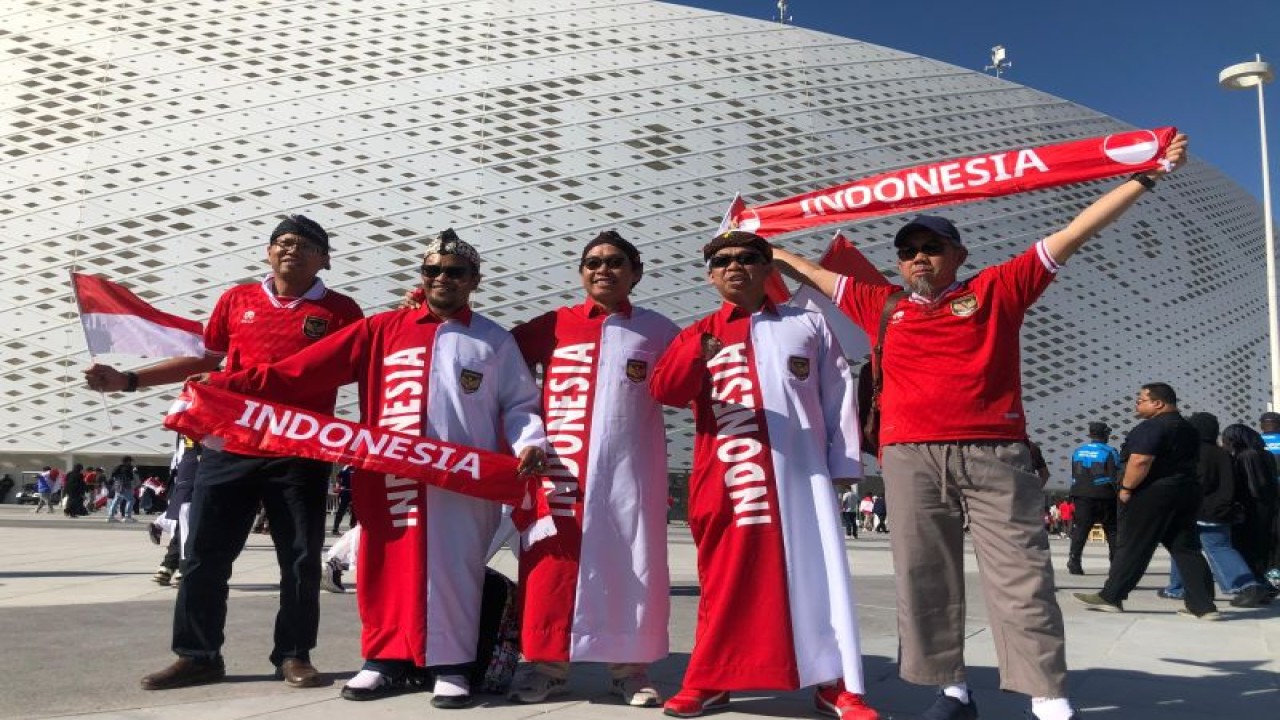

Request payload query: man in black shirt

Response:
[1073,383,1218,619]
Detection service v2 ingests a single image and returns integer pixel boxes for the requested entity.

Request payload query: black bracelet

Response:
[124,371,139,392]
[1129,173,1157,192]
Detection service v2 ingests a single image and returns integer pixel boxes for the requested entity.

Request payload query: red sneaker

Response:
[815,682,880,720]
[662,688,731,718]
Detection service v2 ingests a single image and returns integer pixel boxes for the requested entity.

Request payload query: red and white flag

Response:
[789,230,889,360]
[71,272,205,358]
[727,127,1178,237]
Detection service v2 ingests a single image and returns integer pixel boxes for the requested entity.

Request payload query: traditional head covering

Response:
[423,228,481,269]
[701,230,773,264]
[580,230,642,269]
[269,214,330,252]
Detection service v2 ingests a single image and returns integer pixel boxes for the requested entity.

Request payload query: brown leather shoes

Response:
[276,657,324,688]
[140,656,226,690]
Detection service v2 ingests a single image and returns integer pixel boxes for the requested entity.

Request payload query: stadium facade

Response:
[0,0,1268,486]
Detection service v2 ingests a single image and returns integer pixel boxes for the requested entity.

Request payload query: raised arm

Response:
[1042,133,1188,264]
[771,248,841,299]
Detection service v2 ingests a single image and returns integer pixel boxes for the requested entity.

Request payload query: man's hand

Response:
[1152,133,1188,177]
[84,363,127,392]
[700,333,723,362]
[186,373,212,385]
[516,446,547,476]
[400,287,425,311]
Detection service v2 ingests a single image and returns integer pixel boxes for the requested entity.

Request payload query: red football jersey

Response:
[204,275,363,425]
[836,242,1058,445]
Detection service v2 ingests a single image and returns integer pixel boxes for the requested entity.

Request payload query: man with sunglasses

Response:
[651,231,878,720]
[771,134,1187,720]
[200,228,546,709]
[505,231,678,708]
[85,214,363,691]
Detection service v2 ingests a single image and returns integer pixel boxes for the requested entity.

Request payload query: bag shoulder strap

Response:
[869,290,910,406]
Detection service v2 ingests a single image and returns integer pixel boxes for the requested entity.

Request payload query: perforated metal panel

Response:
[0,0,1267,482]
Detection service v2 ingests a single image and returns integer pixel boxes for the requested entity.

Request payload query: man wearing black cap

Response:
[771,133,1187,720]
[86,214,363,690]
[1066,422,1121,574]
[506,231,679,708]
[651,231,878,720]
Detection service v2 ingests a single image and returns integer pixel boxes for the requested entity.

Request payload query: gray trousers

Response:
[881,442,1067,697]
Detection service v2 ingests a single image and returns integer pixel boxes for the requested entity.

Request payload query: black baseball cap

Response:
[894,214,963,248]
[1261,412,1280,424]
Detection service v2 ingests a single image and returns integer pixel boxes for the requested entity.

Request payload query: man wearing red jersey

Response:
[85,214,363,690]
[772,134,1187,720]
[651,231,878,720]
[506,231,678,707]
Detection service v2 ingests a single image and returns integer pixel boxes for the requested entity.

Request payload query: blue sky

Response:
[675,0,1280,203]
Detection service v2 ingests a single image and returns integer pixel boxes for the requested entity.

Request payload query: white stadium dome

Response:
[0,0,1268,485]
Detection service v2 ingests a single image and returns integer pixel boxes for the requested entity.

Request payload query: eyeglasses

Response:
[420,264,472,279]
[707,251,766,269]
[582,255,628,271]
[896,241,949,261]
[271,239,325,255]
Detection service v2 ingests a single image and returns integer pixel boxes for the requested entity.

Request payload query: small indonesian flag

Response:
[71,272,205,358]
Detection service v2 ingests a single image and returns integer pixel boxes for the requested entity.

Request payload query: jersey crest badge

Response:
[626,358,649,383]
[788,355,811,380]
[460,368,483,394]
[241,310,256,324]
[302,316,329,338]
[949,295,979,317]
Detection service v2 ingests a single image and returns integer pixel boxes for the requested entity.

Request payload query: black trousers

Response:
[1068,495,1117,563]
[173,449,330,665]
[1100,479,1216,615]
[841,510,858,537]
[332,493,356,534]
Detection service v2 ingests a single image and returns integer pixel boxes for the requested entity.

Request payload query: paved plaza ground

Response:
[0,504,1275,719]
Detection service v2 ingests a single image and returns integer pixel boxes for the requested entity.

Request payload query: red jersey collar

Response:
[580,296,634,318]
[717,296,779,321]
[414,303,473,326]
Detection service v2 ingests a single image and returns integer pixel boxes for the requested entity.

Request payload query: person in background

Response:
[1074,383,1218,620]
[1220,424,1280,598]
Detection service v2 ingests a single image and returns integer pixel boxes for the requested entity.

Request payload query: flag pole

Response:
[69,270,117,432]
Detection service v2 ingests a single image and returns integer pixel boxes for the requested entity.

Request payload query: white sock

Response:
[1031,696,1075,720]
[942,683,970,704]
[345,669,386,690]
[434,674,470,697]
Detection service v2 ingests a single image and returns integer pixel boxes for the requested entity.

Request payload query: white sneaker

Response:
[611,673,662,707]
[508,668,569,703]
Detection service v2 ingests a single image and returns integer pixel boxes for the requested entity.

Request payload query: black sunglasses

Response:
[895,240,949,261]
[582,255,628,271]
[707,251,766,269]
[420,264,472,279]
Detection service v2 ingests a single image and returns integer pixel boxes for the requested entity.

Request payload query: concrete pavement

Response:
[0,504,1275,719]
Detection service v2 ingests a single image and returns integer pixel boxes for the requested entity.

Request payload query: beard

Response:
[907,274,937,298]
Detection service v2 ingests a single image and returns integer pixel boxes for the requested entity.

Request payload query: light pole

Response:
[1220,55,1276,409]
